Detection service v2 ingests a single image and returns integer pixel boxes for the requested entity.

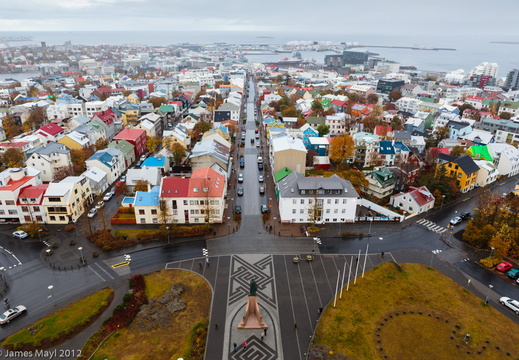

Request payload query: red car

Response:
[496,262,513,272]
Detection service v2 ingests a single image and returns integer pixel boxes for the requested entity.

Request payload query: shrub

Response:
[123,293,134,303]
[480,256,501,268]
[262,213,270,222]
[234,213,241,221]
[117,206,135,214]
[65,224,76,232]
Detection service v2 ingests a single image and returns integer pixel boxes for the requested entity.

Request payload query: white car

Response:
[500,296,519,314]
[0,305,26,325]
[12,231,28,239]
[238,173,244,183]
[103,192,113,201]
[449,216,462,225]
[87,208,98,218]
[95,201,105,210]
[258,175,264,182]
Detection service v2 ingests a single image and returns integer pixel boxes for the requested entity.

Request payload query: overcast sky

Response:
[0,0,518,37]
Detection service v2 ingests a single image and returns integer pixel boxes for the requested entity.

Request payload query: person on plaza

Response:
[242,340,247,349]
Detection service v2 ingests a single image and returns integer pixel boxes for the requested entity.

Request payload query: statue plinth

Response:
[237,295,268,329]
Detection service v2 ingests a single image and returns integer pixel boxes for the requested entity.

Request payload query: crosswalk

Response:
[416,219,447,234]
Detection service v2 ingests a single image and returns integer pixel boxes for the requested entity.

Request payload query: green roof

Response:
[371,167,396,186]
[482,99,500,106]
[159,104,175,113]
[321,99,331,107]
[274,167,293,182]
[468,145,492,161]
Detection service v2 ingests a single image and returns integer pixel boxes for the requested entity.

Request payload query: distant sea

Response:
[1,30,518,79]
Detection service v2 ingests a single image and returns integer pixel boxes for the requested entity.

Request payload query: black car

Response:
[258,162,263,170]
[459,212,471,220]
[237,187,244,196]
[234,205,242,214]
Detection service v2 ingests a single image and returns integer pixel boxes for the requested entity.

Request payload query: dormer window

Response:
[193,188,199,192]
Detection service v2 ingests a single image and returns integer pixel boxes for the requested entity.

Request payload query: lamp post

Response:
[227,216,231,234]
[440,195,446,210]
[273,217,276,235]
[313,237,321,254]
[46,249,53,267]
[486,284,493,304]
[48,285,54,298]
[368,217,373,236]
[490,247,495,258]
[166,226,170,245]
[38,229,42,241]
[78,247,84,265]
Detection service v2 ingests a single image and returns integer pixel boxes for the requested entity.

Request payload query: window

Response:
[325,209,330,214]
[50,216,55,221]
[335,199,339,204]
[327,199,331,204]
[140,218,146,224]
[138,209,145,215]
[36,216,42,222]
[48,197,61,202]
[152,218,158,223]
[8,210,17,215]
[5,200,15,205]
[21,206,28,212]
[300,199,305,204]
[342,209,346,213]
[183,200,188,205]
[292,209,296,214]
[24,216,31,222]
[293,199,297,204]
[151,209,157,215]
[343,199,347,204]
[59,216,66,221]
[334,209,338,214]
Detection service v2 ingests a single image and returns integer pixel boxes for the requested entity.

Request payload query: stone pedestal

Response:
[237,295,268,329]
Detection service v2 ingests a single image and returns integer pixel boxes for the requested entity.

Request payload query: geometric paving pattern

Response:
[229,335,277,360]
[416,219,447,234]
[228,255,277,309]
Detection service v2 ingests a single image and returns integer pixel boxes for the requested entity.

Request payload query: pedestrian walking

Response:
[381,251,385,257]
[261,330,264,341]
[198,261,203,270]
[264,327,267,335]
[233,343,237,352]
[242,340,247,350]
[206,257,210,265]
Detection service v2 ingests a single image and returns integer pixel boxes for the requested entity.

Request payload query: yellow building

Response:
[443,155,479,193]
[58,131,91,150]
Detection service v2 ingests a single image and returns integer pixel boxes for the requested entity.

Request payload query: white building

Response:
[26,142,72,182]
[470,62,499,78]
[0,167,42,223]
[43,176,93,224]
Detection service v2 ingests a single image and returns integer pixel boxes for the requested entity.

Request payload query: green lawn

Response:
[313,262,519,360]
[2,288,113,349]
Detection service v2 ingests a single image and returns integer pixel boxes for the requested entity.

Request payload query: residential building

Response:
[18,184,48,223]
[163,125,190,149]
[364,167,396,199]
[126,168,161,191]
[270,136,307,175]
[377,79,405,94]
[141,157,170,175]
[473,160,499,188]
[353,132,380,168]
[160,167,227,224]
[43,176,93,224]
[442,155,479,193]
[190,139,230,172]
[58,130,92,150]
[277,172,359,224]
[82,166,109,195]
[487,143,519,177]
[133,186,161,224]
[390,186,435,215]
[214,102,240,122]
[26,142,72,182]
[35,123,65,143]
[85,147,126,184]
[299,124,319,146]
[504,69,519,91]
[0,167,42,223]
[108,140,135,168]
[113,128,147,158]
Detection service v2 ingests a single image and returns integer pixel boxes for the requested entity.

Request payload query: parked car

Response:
[261,204,268,213]
[258,163,263,170]
[0,305,26,325]
[449,216,462,225]
[259,186,265,194]
[237,187,244,196]
[135,160,143,167]
[300,225,308,235]
[257,155,263,163]
[12,230,28,239]
[496,262,513,272]
[500,296,519,314]
[120,175,127,182]
[255,129,259,134]
[95,201,105,210]
[258,175,264,182]
[140,154,147,162]
[256,141,260,148]
[459,211,471,220]
[506,268,519,280]
[234,205,242,214]
[87,208,98,218]
[103,192,114,201]
[238,173,244,183]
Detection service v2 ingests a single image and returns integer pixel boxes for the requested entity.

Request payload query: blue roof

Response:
[122,197,135,204]
[87,149,119,168]
[393,142,410,152]
[134,186,160,206]
[379,140,395,155]
[142,156,166,167]
[264,118,276,123]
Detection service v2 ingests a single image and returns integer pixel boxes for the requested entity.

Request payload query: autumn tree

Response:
[500,112,512,120]
[134,180,150,192]
[148,97,166,108]
[53,165,76,181]
[146,135,162,153]
[332,169,368,194]
[26,107,46,130]
[367,93,379,104]
[70,147,95,173]
[329,134,355,170]
[388,90,402,102]
[362,115,379,133]
[192,121,212,140]
[95,138,108,151]
[3,116,22,139]
[2,148,25,168]
[450,145,467,157]
[307,190,323,226]
[170,143,186,165]
[280,105,297,117]
[311,100,324,116]
[316,124,330,137]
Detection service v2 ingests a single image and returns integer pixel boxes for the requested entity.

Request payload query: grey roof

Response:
[278,172,359,198]
[454,155,480,175]
[392,130,411,140]
[27,142,70,157]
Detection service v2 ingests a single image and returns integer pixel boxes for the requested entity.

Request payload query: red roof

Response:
[18,184,49,203]
[374,125,392,136]
[161,177,190,197]
[114,128,146,141]
[38,123,64,136]
[188,168,224,197]
[331,99,347,107]
[0,142,28,148]
[408,186,434,206]
[92,108,116,125]
[0,176,34,192]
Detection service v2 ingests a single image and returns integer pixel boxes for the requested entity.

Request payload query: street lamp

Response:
[227,216,231,234]
[313,237,322,254]
[440,195,446,210]
[38,229,42,241]
[166,226,170,245]
[48,285,54,298]
[78,247,85,265]
[490,247,495,258]
[368,217,373,236]
[273,217,276,235]
[46,249,53,267]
